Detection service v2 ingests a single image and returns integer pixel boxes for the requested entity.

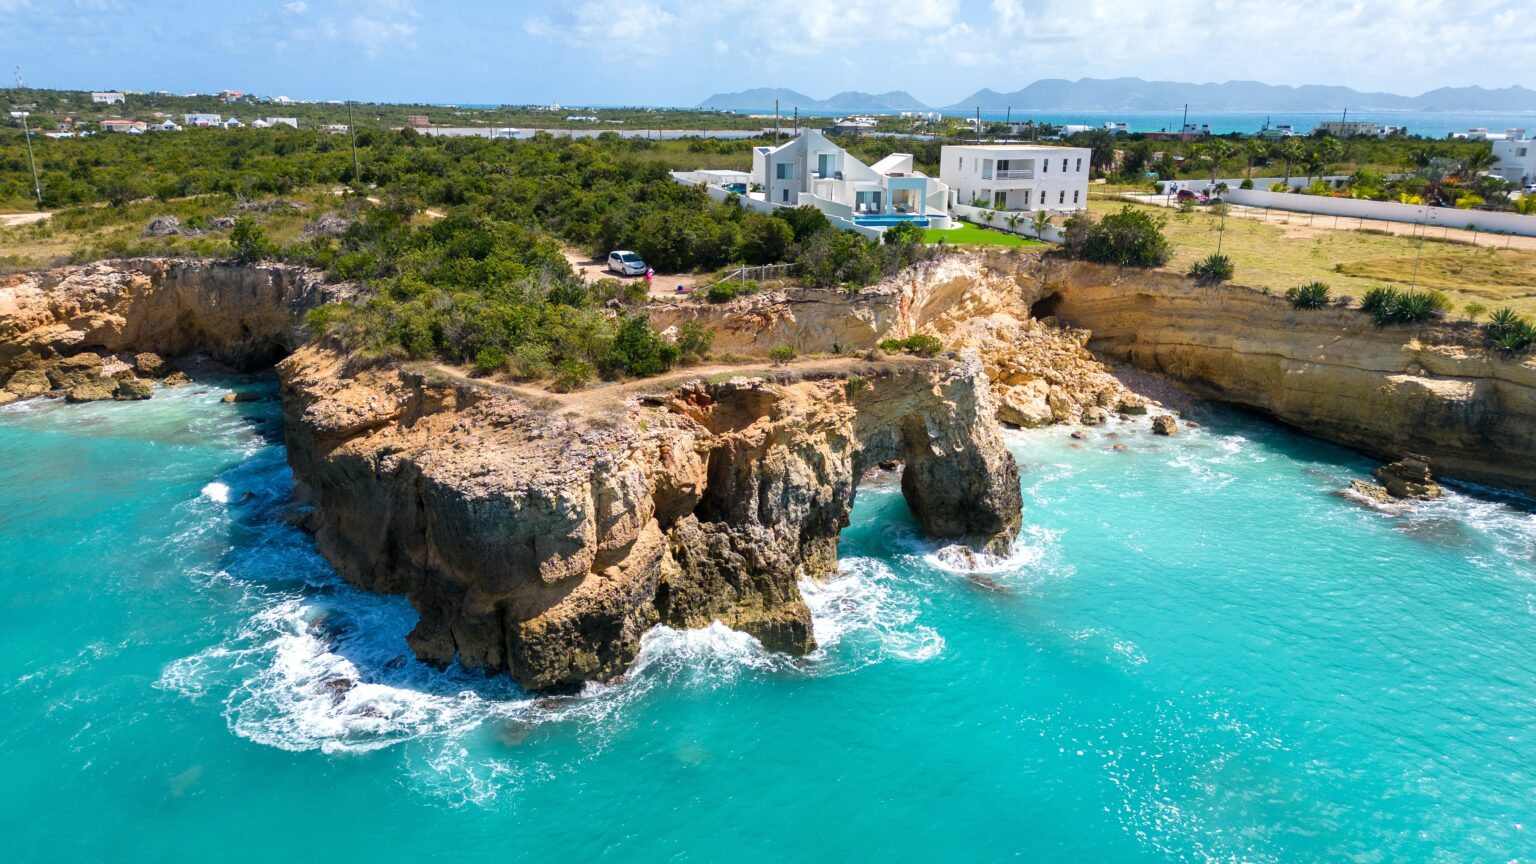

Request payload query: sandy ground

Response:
[0,212,52,228]
[424,354,911,415]
[561,246,707,299]
[1114,192,1536,251]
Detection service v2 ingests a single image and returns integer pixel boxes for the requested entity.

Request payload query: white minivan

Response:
[607,250,647,276]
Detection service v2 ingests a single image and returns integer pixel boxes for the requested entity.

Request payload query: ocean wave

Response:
[803,557,944,664]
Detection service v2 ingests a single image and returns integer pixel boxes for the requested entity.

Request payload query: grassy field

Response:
[1088,200,1536,316]
[925,223,1047,248]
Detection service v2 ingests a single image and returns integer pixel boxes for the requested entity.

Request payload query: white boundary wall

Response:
[1224,189,1536,237]
[951,203,1066,243]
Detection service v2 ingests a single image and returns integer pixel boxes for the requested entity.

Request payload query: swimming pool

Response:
[853,214,931,227]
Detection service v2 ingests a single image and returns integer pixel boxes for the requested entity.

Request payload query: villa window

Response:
[1059,190,1065,204]
[775,163,792,180]
[1043,160,1048,173]
[1062,158,1068,172]
[782,188,790,203]
[1073,190,1080,204]
[1075,158,1082,172]
[817,153,835,177]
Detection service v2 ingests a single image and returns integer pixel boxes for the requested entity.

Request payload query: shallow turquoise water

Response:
[3,381,1534,862]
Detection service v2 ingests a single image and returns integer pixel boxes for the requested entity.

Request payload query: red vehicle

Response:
[1175,189,1206,203]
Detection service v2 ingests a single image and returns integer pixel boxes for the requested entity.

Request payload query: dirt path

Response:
[420,354,907,414]
[0,212,51,228]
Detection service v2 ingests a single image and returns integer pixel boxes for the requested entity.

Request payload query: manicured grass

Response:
[1087,199,1536,316]
[924,223,1046,248]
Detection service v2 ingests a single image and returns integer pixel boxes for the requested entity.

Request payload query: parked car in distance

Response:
[1524,183,1536,194]
[1175,189,1207,203]
[607,250,647,276]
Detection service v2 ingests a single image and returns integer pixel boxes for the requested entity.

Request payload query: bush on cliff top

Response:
[1059,206,1171,269]
[878,334,945,357]
[1286,282,1332,309]
[1188,253,1235,285]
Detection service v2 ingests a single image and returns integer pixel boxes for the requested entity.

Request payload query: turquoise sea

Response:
[3,377,1535,862]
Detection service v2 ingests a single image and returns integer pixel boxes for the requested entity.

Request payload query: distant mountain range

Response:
[698,78,1536,114]
[695,88,929,113]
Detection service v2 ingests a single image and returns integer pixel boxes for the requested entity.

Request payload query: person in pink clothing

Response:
[645,266,654,289]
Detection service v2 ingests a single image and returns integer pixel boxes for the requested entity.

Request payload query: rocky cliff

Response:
[0,258,348,380]
[279,348,1022,691]
[1040,262,1536,494]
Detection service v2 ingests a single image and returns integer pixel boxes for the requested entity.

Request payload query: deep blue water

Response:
[3,379,1534,862]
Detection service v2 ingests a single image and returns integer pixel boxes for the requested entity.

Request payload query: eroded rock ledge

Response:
[280,347,1022,691]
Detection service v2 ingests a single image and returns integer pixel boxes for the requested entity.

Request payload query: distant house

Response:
[223,117,244,129]
[941,144,1092,213]
[1493,135,1534,184]
[1258,122,1299,140]
[220,90,244,103]
[264,117,299,129]
[1316,120,1400,138]
[100,119,147,133]
[183,113,222,127]
[406,115,431,127]
[828,116,877,135]
[321,123,351,135]
[148,120,181,132]
[91,91,126,105]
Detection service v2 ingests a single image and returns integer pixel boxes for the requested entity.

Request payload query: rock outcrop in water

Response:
[279,347,1021,691]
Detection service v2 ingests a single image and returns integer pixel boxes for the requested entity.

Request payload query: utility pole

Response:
[347,101,361,186]
[18,110,42,207]
[975,106,981,144]
[1182,103,1188,131]
[793,106,798,134]
[1410,206,1429,290]
[774,99,780,143]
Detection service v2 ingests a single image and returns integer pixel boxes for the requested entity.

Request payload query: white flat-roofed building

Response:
[1493,135,1535,183]
[91,91,126,105]
[940,144,1092,213]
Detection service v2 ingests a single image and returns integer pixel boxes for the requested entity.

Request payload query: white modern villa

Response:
[1493,134,1533,184]
[940,144,1092,213]
[752,128,951,226]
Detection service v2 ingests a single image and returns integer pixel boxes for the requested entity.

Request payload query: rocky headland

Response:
[4,250,1533,689]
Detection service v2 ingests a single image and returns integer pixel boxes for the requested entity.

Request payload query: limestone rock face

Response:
[133,352,167,377]
[279,347,1024,692]
[113,377,154,400]
[1046,260,1536,495]
[0,258,352,384]
[4,368,51,398]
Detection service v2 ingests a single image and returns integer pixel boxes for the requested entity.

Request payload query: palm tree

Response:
[1244,139,1270,181]
[1460,145,1496,181]
[1315,138,1344,182]
[1280,138,1306,186]
[1032,209,1052,239]
[1006,212,1022,234]
[1302,153,1327,187]
[1201,139,1235,189]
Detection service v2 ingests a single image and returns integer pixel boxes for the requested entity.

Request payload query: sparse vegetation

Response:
[1485,307,1536,353]
[1286,281,1332,309]
[768,345,797,365]
[1362,286,1443,325]
[1188,253,1235,285]
[878,334,944,357]
[1059,206,1171,268]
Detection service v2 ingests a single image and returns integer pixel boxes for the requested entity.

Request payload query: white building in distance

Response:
[940,144,1092,213]
[754,128,950,220]
[1493,135,1535,184]
[91,91,126,105]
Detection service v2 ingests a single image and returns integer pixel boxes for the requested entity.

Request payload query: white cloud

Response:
[525,0,679,56]
[712,39,729,55]
[283,1,308,14]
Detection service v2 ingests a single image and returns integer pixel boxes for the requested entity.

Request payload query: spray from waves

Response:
[802,557,944,664]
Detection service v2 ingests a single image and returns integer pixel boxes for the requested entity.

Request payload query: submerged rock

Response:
[221,391,261,403]
[161,371,192,387]
[1152,414,1179,436]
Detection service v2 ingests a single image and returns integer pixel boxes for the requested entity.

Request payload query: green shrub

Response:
[1285,282,1331,309]
[229,216,274,262]
[551,359,595,392]
[1485,308,1535,353]
[768,345,797,365]
[607,315,680,378]
[1463,303,1489,320]
[473,346,507,375]
[1367,288,1442,325]
[1059,206,1171,268]
[675,320,714,360]
[706,282,738,303]
[883,221,924,247]
[1188,253,1235,285]
[510,343,552,379]
[878,334,944,356]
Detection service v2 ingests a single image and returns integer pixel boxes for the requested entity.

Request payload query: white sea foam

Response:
[803,557,944,663]
[200,481,231,504]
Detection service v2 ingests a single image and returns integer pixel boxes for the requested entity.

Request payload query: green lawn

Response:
[924,223,1046,247]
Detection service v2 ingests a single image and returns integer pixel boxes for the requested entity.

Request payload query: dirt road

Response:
[561,246,708,299]
[0,211,51,228]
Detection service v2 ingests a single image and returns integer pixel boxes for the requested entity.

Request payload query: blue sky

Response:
[3,0,1531,106]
